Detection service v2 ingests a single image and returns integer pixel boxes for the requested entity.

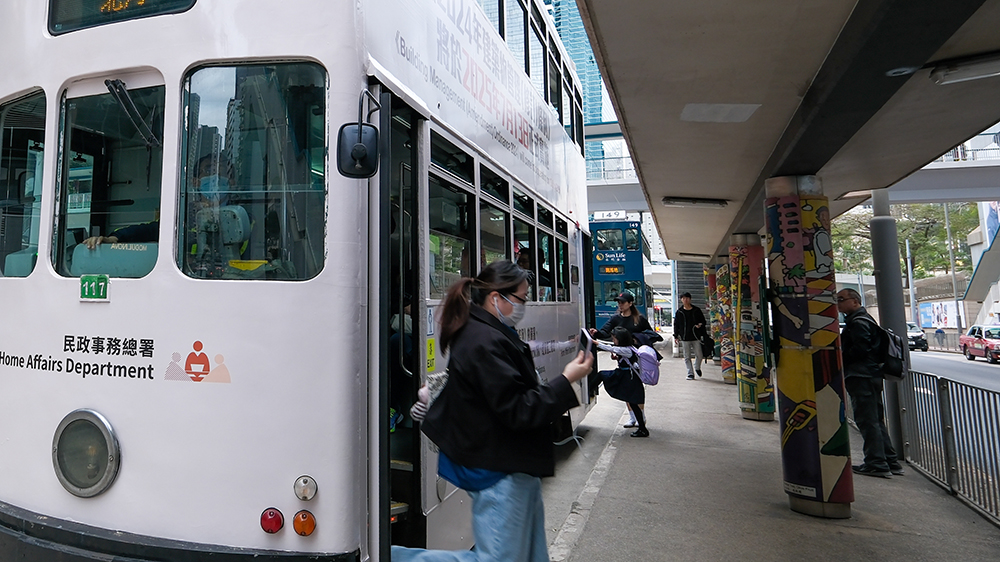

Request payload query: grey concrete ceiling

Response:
[577,0,1000,262]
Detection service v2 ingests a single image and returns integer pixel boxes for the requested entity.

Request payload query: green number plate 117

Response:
[80,274,110,302]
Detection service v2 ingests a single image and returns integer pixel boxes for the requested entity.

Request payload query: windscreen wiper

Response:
[105,79,161,148]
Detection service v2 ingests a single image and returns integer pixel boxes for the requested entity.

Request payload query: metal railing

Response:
[935,131,1000,163]
[586,156,637,181]
[927,332,963,353]
[899,371,1000,526]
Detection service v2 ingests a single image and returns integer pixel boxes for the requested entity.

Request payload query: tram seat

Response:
[3,246,36,277]
[70,242,158,277]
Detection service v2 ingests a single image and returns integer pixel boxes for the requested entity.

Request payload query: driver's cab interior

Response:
[53,78,164,278]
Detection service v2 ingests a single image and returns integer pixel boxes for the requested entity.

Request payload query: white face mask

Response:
[496,295,526,327]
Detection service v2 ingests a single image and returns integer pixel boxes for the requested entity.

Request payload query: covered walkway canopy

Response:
[577,0,1000,261]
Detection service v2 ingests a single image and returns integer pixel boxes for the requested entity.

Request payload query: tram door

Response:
[378,91,474,553]
[381,93,423,547]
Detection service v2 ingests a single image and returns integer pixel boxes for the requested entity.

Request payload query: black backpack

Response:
[854,316,907,382]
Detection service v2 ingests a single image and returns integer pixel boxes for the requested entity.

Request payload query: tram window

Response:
[537,231,554,302]
[562,78,573,135]
[626,228,640,251]
[476,0,501,36]
[513,187,534,217]
[429,176,472,298]
[574,98,584,152]
[54,84,164,279]
[603,281,622,305]
[529,24,546,100]
[480,202,509,270]
[530,2,545,35]
[624,281,643,307]
[430,132,474,185]
[549,38,561,67]
[556,217,568,237]
[537,206,553,229]
[548,56,561,119]
[595,229,623,251]
[49,0,196,35]
[0,93,45,278]
[593,281,602,306]
[556,239,569,302]
[505,0,527,71]
[179,63,325,281]
[480,165,508,203]
[513,218,536,301]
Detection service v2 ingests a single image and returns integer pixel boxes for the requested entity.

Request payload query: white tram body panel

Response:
[0,1,590,559]
[0,1,369,555]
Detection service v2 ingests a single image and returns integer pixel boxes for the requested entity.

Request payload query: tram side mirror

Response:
[337,90,382,179]
[337,123,379,178]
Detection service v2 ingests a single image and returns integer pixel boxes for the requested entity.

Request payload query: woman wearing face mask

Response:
[393,260,593,562]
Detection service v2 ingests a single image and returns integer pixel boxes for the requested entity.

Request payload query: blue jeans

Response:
[390,473,548,562]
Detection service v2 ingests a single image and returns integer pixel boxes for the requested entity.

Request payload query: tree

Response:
[831,206,873,273]
[830,202,977,278]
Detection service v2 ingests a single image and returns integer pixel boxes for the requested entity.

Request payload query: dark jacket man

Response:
[422,305,578,477]
[837,288,902,479]
[673,300,707,342]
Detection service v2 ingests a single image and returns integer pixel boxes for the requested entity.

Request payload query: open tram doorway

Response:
[378,91,423,549]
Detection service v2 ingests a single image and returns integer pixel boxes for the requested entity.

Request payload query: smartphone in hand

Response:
[579,328,595,357]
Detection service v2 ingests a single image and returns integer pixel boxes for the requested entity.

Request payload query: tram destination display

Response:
[49,0,196,34]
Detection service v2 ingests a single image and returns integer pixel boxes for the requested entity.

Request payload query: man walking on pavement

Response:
[674,292,707,380]
[837,288,904,478]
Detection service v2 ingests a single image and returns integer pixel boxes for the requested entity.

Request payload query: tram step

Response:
[390,501,409,524]
[390,459,414,472]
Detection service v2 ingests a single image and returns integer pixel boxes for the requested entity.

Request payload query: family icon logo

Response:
[163,341,232,383]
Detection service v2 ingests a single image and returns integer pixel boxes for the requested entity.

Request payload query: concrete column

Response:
[716,261,736,384]
[869,189,905,452]
[730,235,775,421]
[764,175,853,518]
[704,265,720,362]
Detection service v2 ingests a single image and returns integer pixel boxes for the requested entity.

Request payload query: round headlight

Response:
[52,409,121,498]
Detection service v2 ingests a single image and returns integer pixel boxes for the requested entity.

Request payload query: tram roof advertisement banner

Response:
[363,0,586,219]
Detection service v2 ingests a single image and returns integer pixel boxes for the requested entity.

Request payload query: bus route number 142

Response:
[80,274,110,302]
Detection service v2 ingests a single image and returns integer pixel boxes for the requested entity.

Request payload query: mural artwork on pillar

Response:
[716,262,735,383]
[704,265,720,361]
[731,243,774,416]
[766,191,853,507]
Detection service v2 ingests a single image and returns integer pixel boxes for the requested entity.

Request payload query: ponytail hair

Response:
[438,260,530,351]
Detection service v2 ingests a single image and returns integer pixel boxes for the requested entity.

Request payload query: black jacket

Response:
[593,313,652,340]
[673,306,707,341]
[841,307,881,379]
[422,305,579,477]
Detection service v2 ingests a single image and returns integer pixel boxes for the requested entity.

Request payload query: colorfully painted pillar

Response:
[764,175,853,518]
[730,235,774,421]
[704,265,720,362]
[715,261,736,384]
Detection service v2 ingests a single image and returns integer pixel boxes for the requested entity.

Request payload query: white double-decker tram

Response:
[0,1,592,560]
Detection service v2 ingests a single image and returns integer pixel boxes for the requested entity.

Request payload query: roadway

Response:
[910,349,1000,392]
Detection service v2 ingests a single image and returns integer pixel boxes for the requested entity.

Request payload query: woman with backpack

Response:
[589,292,657,428]
[594,326,649,438]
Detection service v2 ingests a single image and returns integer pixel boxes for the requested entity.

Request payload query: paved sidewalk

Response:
[543,351,1000,562]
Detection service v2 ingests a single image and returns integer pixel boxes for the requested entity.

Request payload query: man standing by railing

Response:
[837,288,905,479]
